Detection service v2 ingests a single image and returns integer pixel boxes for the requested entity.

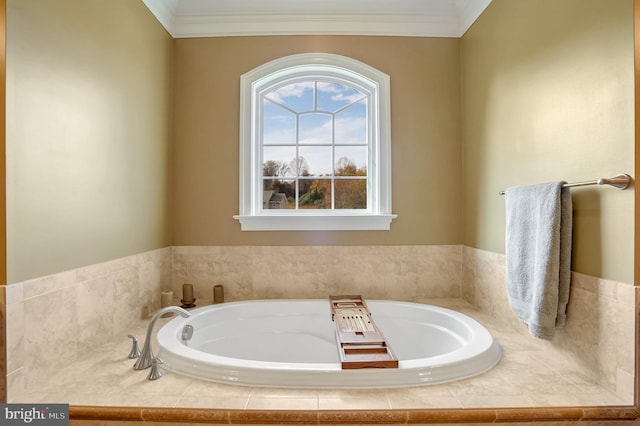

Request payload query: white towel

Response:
[505,182,572,340]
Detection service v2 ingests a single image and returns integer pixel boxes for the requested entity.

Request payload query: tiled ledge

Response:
[9,299,633,425]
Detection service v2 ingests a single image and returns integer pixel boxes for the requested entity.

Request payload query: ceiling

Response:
[142,0,493,38]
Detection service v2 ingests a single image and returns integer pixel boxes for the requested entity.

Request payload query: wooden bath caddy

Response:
[329,295,398,369]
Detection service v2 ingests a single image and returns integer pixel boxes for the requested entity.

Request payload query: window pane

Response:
[265,82,314,112]
[335,179,367,209]
[290,156,311,178]
[299,113,332,145]
[263,179,295,209]
[335,146,367,176]
[263,146,296,177]
[263,100,296,145]
[299,179,332,209]
[316,82,364,113]
[335,99,367,145]
[299,146,332,176]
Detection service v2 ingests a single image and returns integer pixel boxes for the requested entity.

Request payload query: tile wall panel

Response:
[5,247,171,394]
[171,245,462,304]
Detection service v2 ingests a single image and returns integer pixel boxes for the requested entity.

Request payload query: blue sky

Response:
[262,81,368,177]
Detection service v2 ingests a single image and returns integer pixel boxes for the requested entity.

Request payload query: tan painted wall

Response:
[6,0,174,283]
[6,0,632,284]
[461,0,635,283]
[173,36,463,246]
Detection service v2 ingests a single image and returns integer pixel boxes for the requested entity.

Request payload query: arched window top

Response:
[235,53,396,231]
[247,53,388,94]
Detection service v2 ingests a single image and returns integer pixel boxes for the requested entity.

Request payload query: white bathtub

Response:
[156,299,501,388]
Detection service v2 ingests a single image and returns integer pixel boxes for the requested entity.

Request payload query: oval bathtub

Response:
[156,299,501,388]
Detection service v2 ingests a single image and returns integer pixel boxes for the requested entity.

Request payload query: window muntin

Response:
[261,79,368,211]
[235,53,396,231]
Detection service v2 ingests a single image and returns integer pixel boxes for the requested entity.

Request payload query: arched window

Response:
[234,53,396,231]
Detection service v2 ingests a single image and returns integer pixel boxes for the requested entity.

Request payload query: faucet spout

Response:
[133,306,191,370]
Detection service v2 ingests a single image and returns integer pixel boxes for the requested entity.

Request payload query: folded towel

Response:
[505,182,572,339]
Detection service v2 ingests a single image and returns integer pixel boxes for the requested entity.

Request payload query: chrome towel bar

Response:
[499,173,632,195]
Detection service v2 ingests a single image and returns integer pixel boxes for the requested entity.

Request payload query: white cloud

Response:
[266,82,314,104]
[317,82,364,105]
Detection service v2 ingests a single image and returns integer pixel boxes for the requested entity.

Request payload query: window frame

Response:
[234,53,396,231]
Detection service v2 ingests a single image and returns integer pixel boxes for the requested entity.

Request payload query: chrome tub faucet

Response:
[133,306,191,370]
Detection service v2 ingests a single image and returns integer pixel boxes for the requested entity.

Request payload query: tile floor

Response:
[8,299,632,410]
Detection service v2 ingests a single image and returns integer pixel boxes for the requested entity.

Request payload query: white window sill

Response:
[233,214,397,231]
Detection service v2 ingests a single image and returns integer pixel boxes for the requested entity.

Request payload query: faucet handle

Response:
[148,357,164,380]
[127,334,141,359]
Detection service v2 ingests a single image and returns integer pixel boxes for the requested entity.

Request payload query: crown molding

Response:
[141,0,179,34]
[142,0,492,39]
[456,0,492,35]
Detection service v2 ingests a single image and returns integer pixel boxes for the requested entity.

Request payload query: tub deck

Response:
[7,298,631,410]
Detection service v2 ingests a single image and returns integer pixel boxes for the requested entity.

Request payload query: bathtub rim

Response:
[156,299,502,388]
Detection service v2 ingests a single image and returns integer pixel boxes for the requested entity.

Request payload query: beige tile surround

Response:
[171,245,463,303]
[462,247,637,398]
[6,248,172,392]
[5,245,636,408]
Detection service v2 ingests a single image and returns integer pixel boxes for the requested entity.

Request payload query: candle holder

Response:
[181,283,196,309]
[160,290,174,317]
[213,285,224,304]
[180,298,196,309]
